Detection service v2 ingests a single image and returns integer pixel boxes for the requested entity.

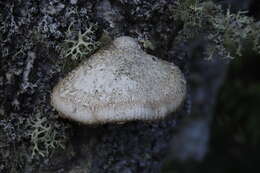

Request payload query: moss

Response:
[172,0,260,59]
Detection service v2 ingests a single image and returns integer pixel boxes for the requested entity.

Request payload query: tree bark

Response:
[0,0,228,172]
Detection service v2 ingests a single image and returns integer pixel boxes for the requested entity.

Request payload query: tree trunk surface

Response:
[0,0,227,172]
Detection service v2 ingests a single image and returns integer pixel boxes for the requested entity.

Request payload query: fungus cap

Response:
[51,36,186,124]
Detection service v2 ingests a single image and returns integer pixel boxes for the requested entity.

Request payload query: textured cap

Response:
[51,36,186,124]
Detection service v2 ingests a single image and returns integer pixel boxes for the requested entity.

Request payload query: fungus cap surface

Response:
[51,36,186,124]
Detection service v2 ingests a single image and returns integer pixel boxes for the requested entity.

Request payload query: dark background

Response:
[163,0,260,172]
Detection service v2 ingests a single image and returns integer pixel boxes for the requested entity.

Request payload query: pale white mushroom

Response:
[51,36,186,124]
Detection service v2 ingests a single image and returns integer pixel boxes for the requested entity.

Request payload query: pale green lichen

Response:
[172,0,260,59]
[28,112,67,158]
[64,23,100,60]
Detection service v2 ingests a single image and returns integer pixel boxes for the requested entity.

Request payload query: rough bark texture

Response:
[0,0,228,172]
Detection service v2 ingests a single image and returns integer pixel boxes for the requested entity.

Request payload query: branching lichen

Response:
[28,112,67,158]
[172,0,260,59]
[64,23,100,60]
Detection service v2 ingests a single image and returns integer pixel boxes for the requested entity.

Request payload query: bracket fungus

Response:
[51,36,186,124]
